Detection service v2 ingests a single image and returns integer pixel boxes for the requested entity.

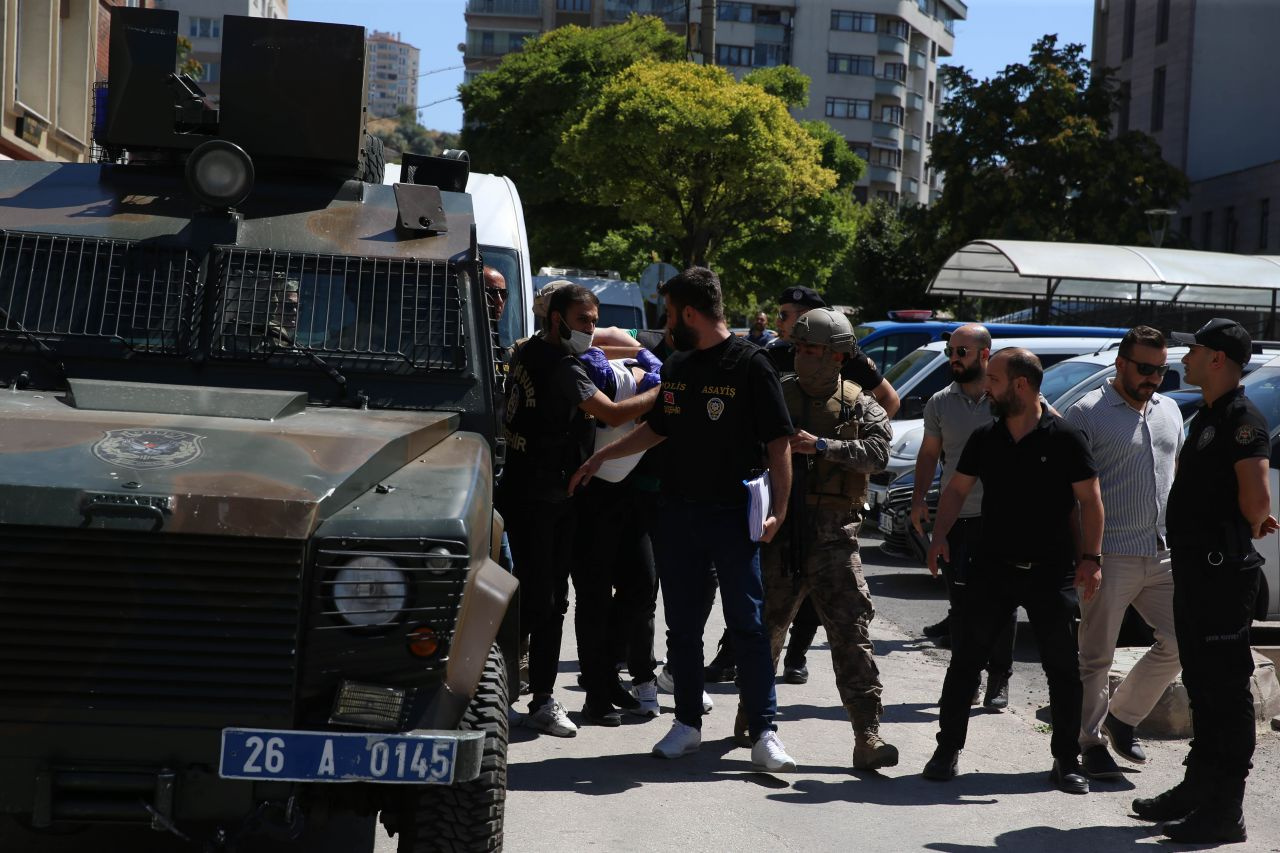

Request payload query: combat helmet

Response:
[790,308,855,353]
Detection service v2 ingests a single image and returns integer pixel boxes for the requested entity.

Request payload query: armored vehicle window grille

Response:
[0,526,304,728]
[212,248,467,370]
[0,231,194,354]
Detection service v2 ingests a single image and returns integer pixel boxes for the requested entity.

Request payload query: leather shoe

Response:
[1133,784,1200,822]
[922,617,950,638]
[983,676,1009,711]
[1081,745,1123,780]
[581,699,621,727]
[1049,759,1090,794]
[704,661,737,683]
[1102,712,1146,763]
[1161,809,1247,844]
[783,664,809,684]
[922,746,959,781]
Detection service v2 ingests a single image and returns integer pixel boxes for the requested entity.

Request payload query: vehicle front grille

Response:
[0,526,304,728]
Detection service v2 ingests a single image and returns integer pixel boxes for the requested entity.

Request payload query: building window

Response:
[1122,0,1135,59]
[1201,210,1213,249]
[717,1,752,22]
[717,44,754,67]
[880,105,904,125]
[1151,66,1166,132]
[1117,81,1131,134]
[849,141,871,161]
[881,19,910,40]
[189,17,221,39]
[875,189,900,206]
[198,61,220,84]
[556,0,590,10]
[880,62,907,82]
[1156,0,1170,44]
[831,11,876,32]
[927,80,935,103]
[930,41,937,60]
[481,31,494,54]
[825,97,872,119]
[1261,199,1271,250]
[926,121,933,141]
[873,148,901,168]
[828,54,874,76]
[754,44,788,67]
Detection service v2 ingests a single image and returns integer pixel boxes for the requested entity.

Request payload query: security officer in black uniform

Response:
[1133,319,1278,844]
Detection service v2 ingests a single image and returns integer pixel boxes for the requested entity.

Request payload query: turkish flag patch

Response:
[663,391,675,404]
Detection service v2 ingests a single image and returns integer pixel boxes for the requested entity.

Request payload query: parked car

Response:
[854,318,1127,376]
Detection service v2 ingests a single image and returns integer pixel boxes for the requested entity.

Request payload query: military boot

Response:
[849,699,899,770]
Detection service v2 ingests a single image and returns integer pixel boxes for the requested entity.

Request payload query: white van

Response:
[534,268,647,331]
[384,165,534,348]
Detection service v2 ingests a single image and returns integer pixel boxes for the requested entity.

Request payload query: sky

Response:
[290,0,1096,134]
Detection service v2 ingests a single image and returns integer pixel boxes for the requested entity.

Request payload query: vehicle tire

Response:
[357,134,385,184]
[393,644,508,853]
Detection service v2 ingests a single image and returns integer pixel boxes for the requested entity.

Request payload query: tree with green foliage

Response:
[459,17,684,264]
[927,35,1189,266]
[371,106,460,161]
[842,201,933,323]
[176,36,202,79]
[558,60,837,297]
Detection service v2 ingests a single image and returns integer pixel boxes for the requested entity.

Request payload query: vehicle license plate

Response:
[877,512,896,534]
[220,728,459,784]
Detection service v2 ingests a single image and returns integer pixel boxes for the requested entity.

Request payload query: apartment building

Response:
[462,0,965,206]
[148,0,289,103]
[1,0,139,161]
[367,30,421,119]
[1093,0,1280,253]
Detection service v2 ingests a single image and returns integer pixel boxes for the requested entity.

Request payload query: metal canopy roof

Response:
[929,240,1280,310]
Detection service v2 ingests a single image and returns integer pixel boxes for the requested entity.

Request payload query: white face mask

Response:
[559,320,593,355]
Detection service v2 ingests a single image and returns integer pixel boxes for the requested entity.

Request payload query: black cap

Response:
[778,286,826,309]
[1170,318,1252,367]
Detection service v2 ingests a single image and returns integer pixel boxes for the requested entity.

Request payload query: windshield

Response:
[1042,362,1106,407]
[597,303,644,330]
[1243,365,1280,433]
[854,324,876,340]
[479,245,524,349]
[884,348,940,391]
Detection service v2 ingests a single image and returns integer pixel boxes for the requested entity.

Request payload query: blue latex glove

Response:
[638,371,662,393]
[578,348,616,398]
[631,348,662,374]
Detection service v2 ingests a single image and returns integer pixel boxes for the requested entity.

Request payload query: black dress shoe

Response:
[1049,759,1090,794]
[923,617,951,638]
[607,678,642,712]
[983,676,1009,711]
[1133,783,1200,822]
[581,699,621,727]
[1102,712,1147,763]
[1081,745,1123,780]
[1161,809,1247,844]
[782,664,809,684]
[922,746,959,781]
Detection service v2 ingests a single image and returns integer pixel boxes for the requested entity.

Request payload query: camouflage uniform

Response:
[761,375,896,768]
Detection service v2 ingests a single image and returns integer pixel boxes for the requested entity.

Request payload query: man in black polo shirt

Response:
[923,348,1104,794]
[1131,319,1277,844]
[571,266,799,771]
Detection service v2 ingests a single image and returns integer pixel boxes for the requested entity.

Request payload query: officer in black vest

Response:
[1132,319,1278,844]
[571,267,799,771]
[498,282,658,738]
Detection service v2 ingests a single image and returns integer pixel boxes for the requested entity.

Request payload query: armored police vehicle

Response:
[0,9,516,851]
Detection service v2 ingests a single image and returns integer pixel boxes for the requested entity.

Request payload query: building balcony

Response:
[911,49,927,69]
[604,0,687,22]
[877,35,907,56]
[756,23,789,44]
[907,92,925,112]
[466,0,541,15]
[875,77,905,99]
[905,134,922,152]
[930,188,943,203]
[905,177,920,195]
[869,164,900,185]
[872,121,901,143]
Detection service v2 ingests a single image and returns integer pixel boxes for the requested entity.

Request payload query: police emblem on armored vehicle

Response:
[92,428,204,470]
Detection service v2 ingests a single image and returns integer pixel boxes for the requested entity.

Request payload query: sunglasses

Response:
[944,345,973,358]
[1125,358,1169,377]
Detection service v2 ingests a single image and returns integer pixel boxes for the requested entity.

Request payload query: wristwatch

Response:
[814,437,828,454]
[1080,553,1103,565]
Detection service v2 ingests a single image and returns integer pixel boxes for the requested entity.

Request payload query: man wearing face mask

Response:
[570,267,798,772]
[759,308,899,770]
[498,282,659,738]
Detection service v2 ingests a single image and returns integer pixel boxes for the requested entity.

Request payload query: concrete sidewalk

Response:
[504,585,1280,852]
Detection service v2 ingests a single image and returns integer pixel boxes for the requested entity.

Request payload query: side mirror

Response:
[899,395,925,420]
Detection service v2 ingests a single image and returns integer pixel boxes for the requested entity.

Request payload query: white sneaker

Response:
[751,730,797,772]
[526,697,577,738]
[652,720,701,758]
[655,665,713,713]
[630,678,661,717]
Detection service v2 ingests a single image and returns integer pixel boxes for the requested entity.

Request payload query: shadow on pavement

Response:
[765,769,1072,807]
[924,822,1161,852]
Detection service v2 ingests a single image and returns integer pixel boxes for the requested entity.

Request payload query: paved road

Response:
[6,531,1279,852]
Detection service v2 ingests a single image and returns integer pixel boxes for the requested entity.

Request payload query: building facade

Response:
[149,0,289,103]
[367,30,421,119]
[462,0,965,206]
[1093,0,1280,253]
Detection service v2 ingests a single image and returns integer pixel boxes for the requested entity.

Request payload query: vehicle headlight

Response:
[892,426,925,459]
[332,556,408,627]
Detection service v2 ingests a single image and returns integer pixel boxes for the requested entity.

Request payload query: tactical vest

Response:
[501,335,593,497]
[784,376,869,510]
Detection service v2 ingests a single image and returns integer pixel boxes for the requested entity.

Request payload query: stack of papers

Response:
[744,471,772,542]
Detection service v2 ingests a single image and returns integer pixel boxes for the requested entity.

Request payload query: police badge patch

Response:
[706,397,724,421]
[1197,425,1216,450]
[93,428,205,470]
[1236,425,1257,445]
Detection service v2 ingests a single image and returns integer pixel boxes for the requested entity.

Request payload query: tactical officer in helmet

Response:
[756,308,899,770]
